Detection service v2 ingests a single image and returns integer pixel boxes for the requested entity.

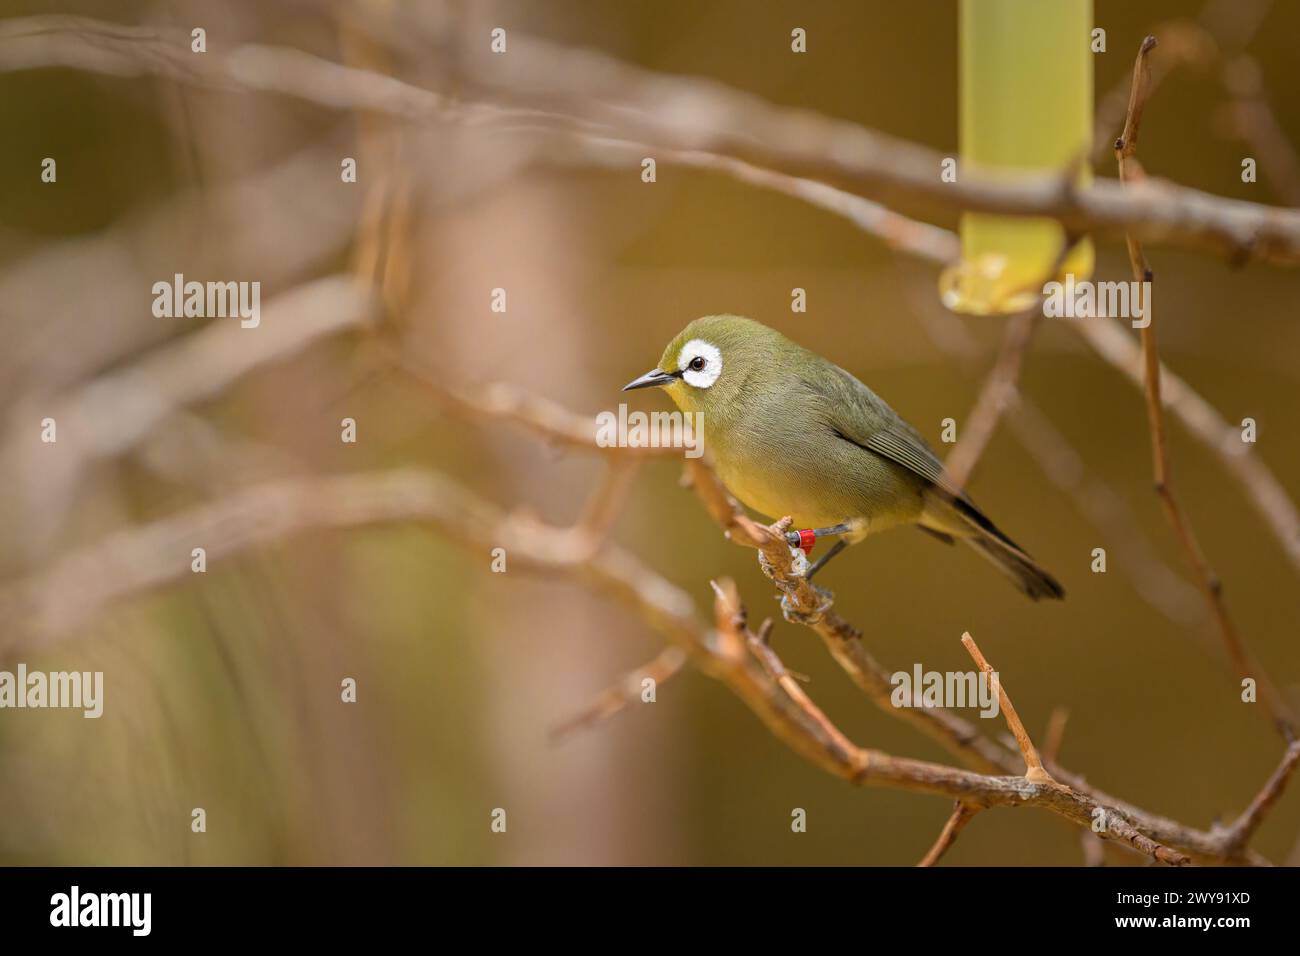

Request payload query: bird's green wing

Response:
[810,363,970,505]
[801,360,1059,597]
[858,425,966,501]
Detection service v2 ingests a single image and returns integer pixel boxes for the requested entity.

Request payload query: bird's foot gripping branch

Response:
[755,519,835,625]
[782,523,855,581]
[779,588,835,627]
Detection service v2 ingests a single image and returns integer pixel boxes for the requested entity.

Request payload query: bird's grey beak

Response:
[622,368,678,391]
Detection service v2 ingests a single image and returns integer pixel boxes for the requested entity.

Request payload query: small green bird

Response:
[623,315,1064,600]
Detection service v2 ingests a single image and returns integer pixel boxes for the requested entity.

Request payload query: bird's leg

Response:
[783,523,853,553]
[805,539,848,580]
[782,522,853,580]
[816,522,854,536]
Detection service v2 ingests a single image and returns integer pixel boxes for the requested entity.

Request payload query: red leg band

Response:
[797,529,816,556]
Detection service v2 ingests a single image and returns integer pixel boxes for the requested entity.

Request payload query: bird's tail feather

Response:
[965,530,1065,601]
[932,496,1065,601]
[921,493,1065,601]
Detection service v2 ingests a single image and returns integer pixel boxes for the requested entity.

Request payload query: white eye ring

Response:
[678,339,722,388]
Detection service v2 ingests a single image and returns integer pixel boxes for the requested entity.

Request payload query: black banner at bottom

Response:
[0,864,1286,942]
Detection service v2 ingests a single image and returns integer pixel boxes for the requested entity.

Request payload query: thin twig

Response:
[914,283,1203,626]
[573,458,642,548]
[442,26,1300,267]
[940,310,1039,493]
[682,459,1276,863]
[388,348,676,459]
[711,580,861,761]
[0,461,1276,863]
[1218,741,1300,854]
[1220,54,1300,205]
[1071,316,1300,581]
[918,802,980,867]
[940,236,1076,493]
[1081,831,1108,867]
[1042,707,1070,766]
[549,646,687,742]
[960,633,1054,784]
[9,15,1300,266]
[1116,36,1295,742]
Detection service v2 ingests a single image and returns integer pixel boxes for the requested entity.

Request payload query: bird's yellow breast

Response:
[708,425,924,539]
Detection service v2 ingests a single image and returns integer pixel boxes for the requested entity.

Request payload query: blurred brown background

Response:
[0,0,1297,865]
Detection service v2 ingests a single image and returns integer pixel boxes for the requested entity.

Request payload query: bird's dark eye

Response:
[688,356,706,372]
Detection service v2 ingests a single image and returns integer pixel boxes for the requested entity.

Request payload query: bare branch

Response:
[916,295,1203,626]
[711,579,862,762]
[549,646,687,742]
[446,30,1300,268]
[1115,37,1295,742]
[1218,741,1300,854]
[1071,316,1300,583]
[572,458,642,549]
[0,275,377,555]
[939,310,1039,493]
[379,351,1287,863]
[9,16,1300,267]
[961,633,1053,784]
[683,457,1018,774]
[1220,54,1300,205]
[918,802,980,867]
[937,234,1082,496]
[1043,707,1070,766]
[388,349,675,459]
[1081,831,1108,867]
[0,143,360,406]
[0,447,1272,864]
